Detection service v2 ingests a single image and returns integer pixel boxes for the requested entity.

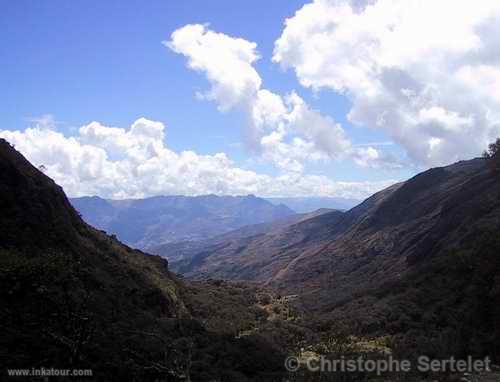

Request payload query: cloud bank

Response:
[0,119,394,199]
[8,1,496,199]
[273,0,500,166]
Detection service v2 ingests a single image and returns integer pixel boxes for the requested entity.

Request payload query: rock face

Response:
[70,194,295,250]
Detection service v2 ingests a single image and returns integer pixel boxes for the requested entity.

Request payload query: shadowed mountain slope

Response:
[276,159,500,309]
[157,155,500,361]
[160,157,500,312]
[0,139,286,381]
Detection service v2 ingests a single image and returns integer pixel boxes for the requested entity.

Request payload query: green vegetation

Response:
[0,237,287,381]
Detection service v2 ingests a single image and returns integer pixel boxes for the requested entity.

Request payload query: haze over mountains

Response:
[70,194,294,250]
[69,194,359,253]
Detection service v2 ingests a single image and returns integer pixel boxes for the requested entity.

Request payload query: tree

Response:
[483,138,500,159]
[483,138,500,173]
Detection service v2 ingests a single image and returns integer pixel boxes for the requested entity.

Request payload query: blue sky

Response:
[2,1,306,150]
[2,0,496,199]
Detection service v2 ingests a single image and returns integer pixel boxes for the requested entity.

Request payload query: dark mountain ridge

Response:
[0,139,286,380]
[167,158,497,293]
[158,156,500,361]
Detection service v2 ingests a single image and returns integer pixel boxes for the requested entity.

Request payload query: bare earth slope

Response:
[152,208,336,265]
[161,158,500,313]
[161,209,345,280]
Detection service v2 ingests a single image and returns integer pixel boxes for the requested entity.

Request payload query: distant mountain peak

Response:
[70,192,294,250]
[265,196,361,213]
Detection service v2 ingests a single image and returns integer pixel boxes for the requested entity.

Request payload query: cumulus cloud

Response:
[273,0,500,166]
[166,23,392,172]
[0,118,395,200]
[167,24,262,111]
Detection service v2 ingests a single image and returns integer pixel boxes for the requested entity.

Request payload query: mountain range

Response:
[2,136,499,380]
[70,194,294,250]
[159,159,498,292]
[156,157,500,360]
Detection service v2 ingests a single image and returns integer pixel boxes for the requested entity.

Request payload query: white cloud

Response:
[273,0,500,166]
[0,118,395,200]
[167,23,393,172]
[166,24,261,112]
